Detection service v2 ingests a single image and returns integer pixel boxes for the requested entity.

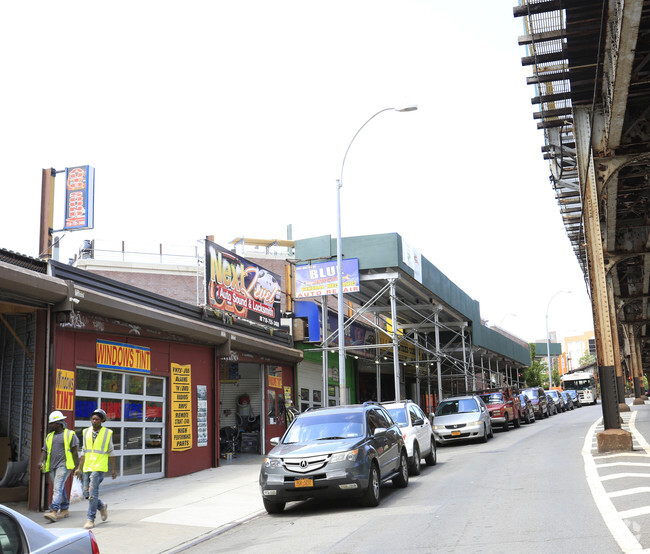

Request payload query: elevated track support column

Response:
[574,107,629,451]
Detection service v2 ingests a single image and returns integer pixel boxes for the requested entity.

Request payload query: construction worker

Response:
[38,410,80,522]
[74,408,116,529]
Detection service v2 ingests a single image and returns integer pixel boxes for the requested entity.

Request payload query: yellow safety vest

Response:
[82,426,113,472]
[43,429,75,471]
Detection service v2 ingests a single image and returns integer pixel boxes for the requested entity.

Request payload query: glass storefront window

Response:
[101,372,123,394]
[123,455,142,476]
[75,367,165,482]
[147,378,164,397]
[126,374,145,395]
[146,401,163,422]
[145,428,162,448]
[101,399,122,421]
[125,400,143,422]
[77,368,99,391]
[145,454,162,474]
[124,428,143,450]
[75,397,98,420]
[111,427,122,449]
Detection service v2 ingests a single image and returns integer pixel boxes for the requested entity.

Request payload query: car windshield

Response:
[386,407,408,427]
[436,399,478,416]
[547,391,559,399]
[479,393,503,404]
[283,412,364,443]
[525,389,538,398]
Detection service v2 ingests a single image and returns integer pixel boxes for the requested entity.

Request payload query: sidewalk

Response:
[5,454,266,554]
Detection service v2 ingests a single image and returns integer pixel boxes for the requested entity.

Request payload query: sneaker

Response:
[43,511,58,522]
[58,509,70,518]
[83,520,94,529]
[100,504,108,521]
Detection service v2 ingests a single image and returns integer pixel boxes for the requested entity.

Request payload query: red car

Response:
[477,388,522,432]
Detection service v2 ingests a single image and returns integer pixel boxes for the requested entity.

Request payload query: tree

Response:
[578,350,596,367]
[523,343,549,387]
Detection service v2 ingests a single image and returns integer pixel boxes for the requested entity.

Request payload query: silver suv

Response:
[259,403,409,513]
[384,400,437,475]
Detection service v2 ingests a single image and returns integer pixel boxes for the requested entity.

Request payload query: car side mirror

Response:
[270,437,280,446]
[414,418,424,426]
[373,427,387,437]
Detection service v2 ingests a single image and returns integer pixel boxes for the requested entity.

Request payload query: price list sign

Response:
[171,363,193,451]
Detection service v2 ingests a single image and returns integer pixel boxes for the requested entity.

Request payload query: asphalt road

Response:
[186,403,620,553]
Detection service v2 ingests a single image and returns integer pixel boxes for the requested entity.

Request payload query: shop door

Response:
[265,365,293,453]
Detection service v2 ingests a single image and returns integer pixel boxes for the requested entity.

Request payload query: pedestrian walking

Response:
[38,410,80,522]
[74,408,117,530]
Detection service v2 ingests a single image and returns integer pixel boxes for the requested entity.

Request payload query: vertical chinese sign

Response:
[55,369,75,411]
[171,363,192,451]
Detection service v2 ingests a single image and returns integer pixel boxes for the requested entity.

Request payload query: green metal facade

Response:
[294,233,530,366]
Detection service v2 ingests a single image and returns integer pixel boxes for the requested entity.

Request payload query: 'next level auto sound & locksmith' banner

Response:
[205,239,282,329]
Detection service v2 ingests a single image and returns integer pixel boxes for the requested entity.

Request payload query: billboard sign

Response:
[205,239,282,329]
[64,165,95,230]
[294,258,360,298]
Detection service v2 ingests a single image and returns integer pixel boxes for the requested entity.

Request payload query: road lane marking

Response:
[609,487,650,498]
[582,417,646,553]
[598,463,650,469]
[602,473,650,481]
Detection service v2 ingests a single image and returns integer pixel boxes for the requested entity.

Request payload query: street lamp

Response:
[336,105,417,405]
[545,290,571,389]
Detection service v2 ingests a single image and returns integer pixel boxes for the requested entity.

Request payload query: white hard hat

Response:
[49,411,66,423]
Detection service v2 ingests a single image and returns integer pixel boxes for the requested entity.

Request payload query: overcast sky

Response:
[0,0,594,345]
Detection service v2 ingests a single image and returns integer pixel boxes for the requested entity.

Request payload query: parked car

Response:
[545,392,558,415]
[384,400,437,475]
[565,389,581,407]
[546,390,566,412]
[259,402,409,513]
[477,388,522,431]
[518,393,536,424]
[432,395,493,444]
[523,386,550,419]
[560,391,575,410]
[0,503,100,553]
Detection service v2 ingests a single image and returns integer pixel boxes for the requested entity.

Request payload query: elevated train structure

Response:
[514,0,650,433]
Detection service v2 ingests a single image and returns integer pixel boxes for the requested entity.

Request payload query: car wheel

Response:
[424,437,437,466]
[480,423,488,443]
[513,414,521,428]
[410,444,421,476]
[502,415,510,432]
[392,450,409,488]
[263,498,286,514]
[545,406,550,418]
[488,422,494,439]
[360,463,381,507]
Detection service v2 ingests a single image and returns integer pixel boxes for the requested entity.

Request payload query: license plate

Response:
[451,430,461,437]
[294,478,313,488]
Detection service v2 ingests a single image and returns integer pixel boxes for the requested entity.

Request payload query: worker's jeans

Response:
[48,466,71,511]
[82,471,105,521]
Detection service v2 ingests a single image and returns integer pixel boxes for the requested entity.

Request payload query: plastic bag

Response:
[70,476,83,504]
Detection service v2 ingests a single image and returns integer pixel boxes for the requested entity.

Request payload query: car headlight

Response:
[264,457,283,469]
[330,449,359,463]
[433,424,446,430]
[468,420,482,426]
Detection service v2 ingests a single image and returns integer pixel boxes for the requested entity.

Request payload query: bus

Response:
[561,371,598,405]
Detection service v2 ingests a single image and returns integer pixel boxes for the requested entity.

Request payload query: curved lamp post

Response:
[546,290,571,388]
[336,105,417,405]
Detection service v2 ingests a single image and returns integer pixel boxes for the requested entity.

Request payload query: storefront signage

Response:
[294,259,360,298]
[63,165,95,230]
[171,363,193,451]
[205,240,282,329]
[268,375,282,388]
[55,369,74,411]
[96,339,151,373]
